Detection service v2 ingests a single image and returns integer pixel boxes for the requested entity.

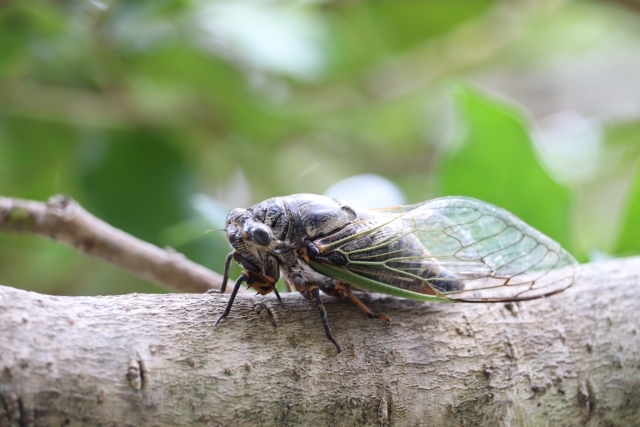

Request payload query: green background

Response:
[2,0,640,295]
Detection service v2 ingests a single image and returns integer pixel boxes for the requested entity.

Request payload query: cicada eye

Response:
[248,225,271,246]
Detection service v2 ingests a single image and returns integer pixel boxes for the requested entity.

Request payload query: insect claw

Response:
[367,313,390,321]
[214,315,224,328]
[273,287,283,303]
[330,338,342,354]
[377,314,391,325]
[343,287,390,324]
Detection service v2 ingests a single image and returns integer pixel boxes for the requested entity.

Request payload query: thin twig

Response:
[0,195,231,293]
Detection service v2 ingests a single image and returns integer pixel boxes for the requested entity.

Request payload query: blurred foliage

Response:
[442,85,572,248]
[616,162,640,255]
[1,0,640,295]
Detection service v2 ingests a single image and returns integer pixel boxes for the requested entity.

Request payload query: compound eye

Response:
[249,225,271,246]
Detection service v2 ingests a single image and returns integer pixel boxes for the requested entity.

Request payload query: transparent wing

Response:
[319,196,579,302]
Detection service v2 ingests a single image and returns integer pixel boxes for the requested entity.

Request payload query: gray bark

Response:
[1,257,640,427]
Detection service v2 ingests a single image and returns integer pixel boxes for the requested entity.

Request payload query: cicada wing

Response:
[315,196,578,302]
[393,196,579,302]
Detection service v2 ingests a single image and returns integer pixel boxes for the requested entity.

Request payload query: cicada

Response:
[214,194,578,353]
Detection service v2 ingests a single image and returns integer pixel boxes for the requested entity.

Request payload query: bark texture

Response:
[1,257,640,427]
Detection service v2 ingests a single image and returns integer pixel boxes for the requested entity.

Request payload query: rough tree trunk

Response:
[1,257,640,427]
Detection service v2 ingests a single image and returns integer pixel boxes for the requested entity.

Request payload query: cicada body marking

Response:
[213,194,579,353]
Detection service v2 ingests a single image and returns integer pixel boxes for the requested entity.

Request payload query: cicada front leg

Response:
[214,251,279,327]
[214,272,247,327]
[215,269,280,327]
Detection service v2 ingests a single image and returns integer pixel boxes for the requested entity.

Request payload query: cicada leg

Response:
[310,287,342,354]
[207,252,234,294]
[283,276,295,293]
[214,273,247,327]
[335,283,390,323]
[273,287,282,303]
[215,270,277,327]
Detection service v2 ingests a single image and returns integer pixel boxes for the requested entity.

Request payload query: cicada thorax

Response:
[224,194,362,296]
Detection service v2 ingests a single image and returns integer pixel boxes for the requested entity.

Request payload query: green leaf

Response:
[78,129,194,245]
[614,162,640,255]
[441,84,573,251]
[369,0,496,51]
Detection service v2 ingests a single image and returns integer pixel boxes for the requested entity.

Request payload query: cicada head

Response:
[225,207,275,267]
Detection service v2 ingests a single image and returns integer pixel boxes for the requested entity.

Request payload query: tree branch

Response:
[0,195,228,294]
[1,257,640,426]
